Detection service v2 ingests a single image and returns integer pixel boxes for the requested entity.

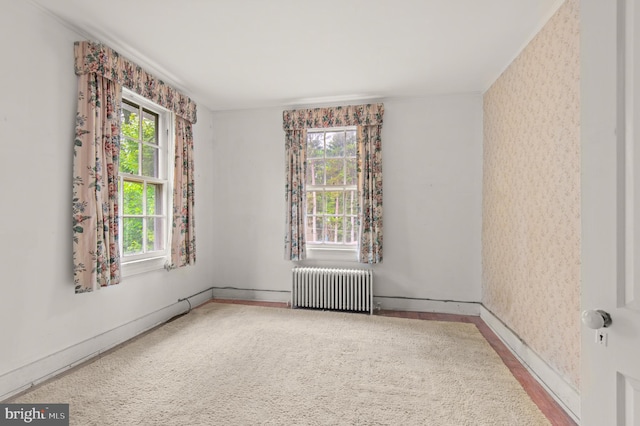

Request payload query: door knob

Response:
[581,309,612,329]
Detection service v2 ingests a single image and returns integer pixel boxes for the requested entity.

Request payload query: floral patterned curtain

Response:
[283,103,384,263]
[284,129,307,260]
[73,41,198,290]
[357,125,383,263]
[282,104,384,131]
[170,118,196,267]
[72,74,122,293]
[74,42,197,124]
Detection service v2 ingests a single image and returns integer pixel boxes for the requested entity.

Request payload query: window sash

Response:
[119,91,171,265]
[305,127,357,250]
[120,177,167,257]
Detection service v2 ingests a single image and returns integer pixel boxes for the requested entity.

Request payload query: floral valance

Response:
[283,103,384,131]
[74,41,197,124]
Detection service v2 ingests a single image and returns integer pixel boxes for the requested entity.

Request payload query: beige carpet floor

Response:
[11,303,550,425]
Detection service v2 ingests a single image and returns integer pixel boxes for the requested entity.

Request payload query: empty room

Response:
[1,0,638,424]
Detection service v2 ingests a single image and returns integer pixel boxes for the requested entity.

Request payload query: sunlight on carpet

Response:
[11,303,550,425]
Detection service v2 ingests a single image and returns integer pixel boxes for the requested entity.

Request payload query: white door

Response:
[581,0,640,425]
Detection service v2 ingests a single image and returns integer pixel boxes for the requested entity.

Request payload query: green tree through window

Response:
[305,128,357,247]
[119,98,166,257]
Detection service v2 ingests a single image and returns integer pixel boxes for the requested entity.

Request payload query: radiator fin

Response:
[291,267,373,314]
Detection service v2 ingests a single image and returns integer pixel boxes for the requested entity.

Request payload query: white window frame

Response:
[305,126,358,262]
[119,89,174,277]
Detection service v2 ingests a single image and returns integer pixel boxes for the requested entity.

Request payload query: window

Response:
[119,91,172,274]
[305,127,358,253]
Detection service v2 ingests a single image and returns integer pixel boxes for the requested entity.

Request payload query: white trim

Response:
[307,125,357,133]
[305,127,358,249]
[0,292,211,402]
[480,306,580,423]
[375,297,480,316]
[305,247,358,262]
[211,288,290,304]
[121,256,167,277]
[208,289,479,316]
[626,0,639,309]
[119,90,173,267]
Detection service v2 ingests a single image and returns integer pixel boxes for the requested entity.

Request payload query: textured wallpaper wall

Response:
[482,0,580,389]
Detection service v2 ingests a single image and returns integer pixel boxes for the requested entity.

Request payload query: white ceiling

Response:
[30,0,564,112]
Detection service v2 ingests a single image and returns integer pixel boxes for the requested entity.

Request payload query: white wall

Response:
[0,1,215,399]
[211,95,483,313]
[0,0,482,399]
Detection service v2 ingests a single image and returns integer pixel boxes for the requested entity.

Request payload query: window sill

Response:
[306,247,358,262]
[121,255,167,278]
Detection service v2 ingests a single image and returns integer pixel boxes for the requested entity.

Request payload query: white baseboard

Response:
[375,297,481,316]
[211,289,480,316]
[0,292,211,402]
[211,288,290,304]
[479,306,580,423]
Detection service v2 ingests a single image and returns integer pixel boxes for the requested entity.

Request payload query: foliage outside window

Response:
[119,96,169,261]
[306,127,358,249]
